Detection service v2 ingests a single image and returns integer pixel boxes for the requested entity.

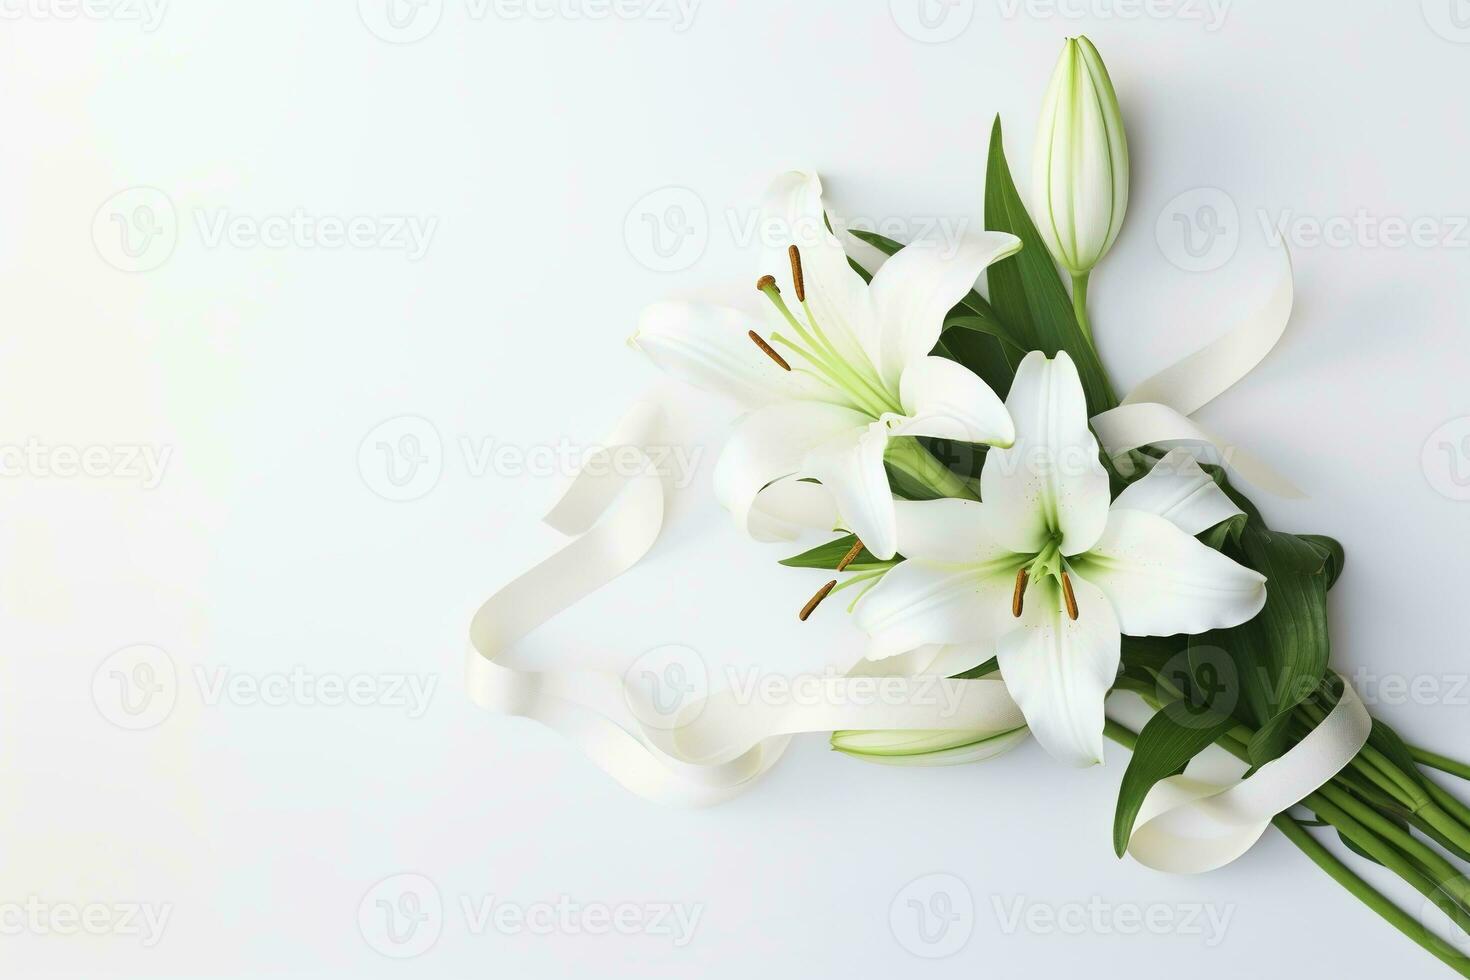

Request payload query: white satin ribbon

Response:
[1090,247,1304,498]
[1125,677,1371,873]
[465,398,1024,805]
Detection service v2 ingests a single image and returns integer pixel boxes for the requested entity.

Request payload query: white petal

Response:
[867,232,1021,387]
[757,171,879,372]
[891,498,993,563]
[745,477,840,543]
[893,356,1015,447]
[801,419,898,560]
[631,301,832,408]
[997,574,1120,767]
[980,350,1110,556]
[1110,449,1242,537]
[831,727,1030,767]
[713,401,870,539]
[855,555,1022,661]
[1072,508,1267,637]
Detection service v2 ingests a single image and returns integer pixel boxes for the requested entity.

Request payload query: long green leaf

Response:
[983,116,1118,417]
[1113,700,1235,856]
[779,534,889,571]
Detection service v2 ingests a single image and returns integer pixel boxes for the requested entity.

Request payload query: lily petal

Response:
[980,350,1110,556]
[867,231,1021,387]
[631,301,833,408]
[890,497,1000,564]
[801,419,898,560]
[894,356,1015,448]
[997,574,1120,767]
[713,401,870,540]
[1111,449,1242,537]
[1072,508,1267,637]
[745,477,840,543]
[758,171,879,372]
[856,553,1023,661]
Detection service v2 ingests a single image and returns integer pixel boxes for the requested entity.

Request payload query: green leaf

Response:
[779,534,890,571]
[983,116,1118,417]
[1300,534,1346,590]
[1113,700,1236,857]
[953,656,998,679]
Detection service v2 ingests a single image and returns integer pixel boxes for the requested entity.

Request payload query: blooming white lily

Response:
[855,351,1267,766]
[630,171,1021,560]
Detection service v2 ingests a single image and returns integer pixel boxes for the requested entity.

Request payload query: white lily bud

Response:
[831,727,1027,767]
[1032,35,1129,276]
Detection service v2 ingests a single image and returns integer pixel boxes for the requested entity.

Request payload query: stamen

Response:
[835,538,865,572]
[787,245,806,302]
[1061,572,1079,621]
[756,274,777,292]
[799,579,837,621]
[748,330,791,371]
[1011,567,1029,618]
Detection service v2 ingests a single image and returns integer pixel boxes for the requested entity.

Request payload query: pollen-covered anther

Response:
[835,538,865,572]
[787,244,806,302]
[1061,571,1079,621]
[800,580,837,621]
[1011,567,1029,618]
[748,330,791,371]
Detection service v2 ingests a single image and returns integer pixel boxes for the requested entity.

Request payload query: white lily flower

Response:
[1032,35,1129,277]
[631,171,1021,560]
[855,351,1267,767]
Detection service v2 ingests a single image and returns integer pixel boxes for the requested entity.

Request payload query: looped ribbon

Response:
[464,398,1023,806]
[1090,247,1304,498]
[466,248,1370,867]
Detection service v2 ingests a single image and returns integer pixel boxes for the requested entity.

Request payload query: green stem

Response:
[1071,271,1095,350]
[1315,783,1470,911]
[884,437,978,501]
[1415,747,1470,783]
[1273,813,1470,978]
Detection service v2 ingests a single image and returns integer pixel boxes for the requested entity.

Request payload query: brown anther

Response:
[756,274,778,292]
[748,330,791,371]
[835,538,865,573]
[1061,571,1079,621]
[787,244,806,302]
[799,580,837,621]
[1011,567,1029,618]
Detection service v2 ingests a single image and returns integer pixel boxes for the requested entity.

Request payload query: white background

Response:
[4,0,1470,976]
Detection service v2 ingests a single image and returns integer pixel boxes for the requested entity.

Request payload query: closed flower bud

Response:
[1032,35,1129,276]
[830,727,1028,767]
